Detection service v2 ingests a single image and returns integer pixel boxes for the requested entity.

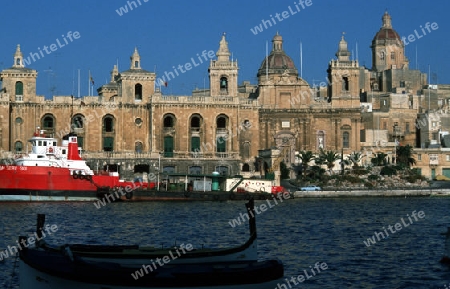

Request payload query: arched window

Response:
[190,116,200,128]
[72,114,84,129]
[343,132,350,148]
[317,131,325,149]
[135,83,142,101]
[189,166,202,175]
[134,61,139,68]
[380,51,385,61]
[15,81,23,101]
[135,141,143,153]
[342,77,349,91]
[42,115,55,129]
[164,115,174,128]
[243,142,250,159]
[216,116,227,128]
[15,81,23,95]
[16,58,21,66]
[15,141,23,152]
[242,163,250,172]
[216,165,229,176]
[103,116,114,132]
[391,52,395,60]
[220,77,228,90]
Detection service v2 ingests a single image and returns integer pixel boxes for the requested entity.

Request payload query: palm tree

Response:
[318,149,340,175]
[371,152,387,166]
[396,145,416,168]
[297,150,315,179]
[346,151,364,168]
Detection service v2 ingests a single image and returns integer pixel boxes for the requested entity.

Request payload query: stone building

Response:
[0,11,447,181]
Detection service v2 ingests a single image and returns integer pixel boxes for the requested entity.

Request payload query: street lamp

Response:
[157,152,161,191]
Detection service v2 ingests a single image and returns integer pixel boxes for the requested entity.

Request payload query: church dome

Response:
[257,33,298,77]
[372,11,401,43]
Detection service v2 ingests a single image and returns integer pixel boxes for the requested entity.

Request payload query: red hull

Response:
[0,165,122,191]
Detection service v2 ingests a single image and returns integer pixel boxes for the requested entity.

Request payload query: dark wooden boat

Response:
[19,199,284,288]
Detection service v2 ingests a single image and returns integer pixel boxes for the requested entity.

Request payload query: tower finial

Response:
[130,47,141,69]
[13,44,24,68]
[217,34,230,62]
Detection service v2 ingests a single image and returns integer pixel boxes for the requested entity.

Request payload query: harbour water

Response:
[1,196,450,288]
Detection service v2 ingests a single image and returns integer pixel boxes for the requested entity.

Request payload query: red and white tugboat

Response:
[0,128,136,201]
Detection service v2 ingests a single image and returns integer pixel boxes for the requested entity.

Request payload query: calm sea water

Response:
[1,197,450,289]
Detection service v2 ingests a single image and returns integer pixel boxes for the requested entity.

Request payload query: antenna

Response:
[300,42,303,79]
[415,45,418,70]
[265,41,268,81]
[428,64,431,111]
[77,69,80,98]
[356,40,358,62]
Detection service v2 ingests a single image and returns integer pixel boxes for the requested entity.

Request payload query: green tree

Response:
[318,149,340,174]
[280,161,290,179]
[371,152,387,166]
[396,145,416,168]
[347,151,364,168]
[297,150,315,179]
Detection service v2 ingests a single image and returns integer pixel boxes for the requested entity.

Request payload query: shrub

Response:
[380,166,397,176]
[368,174,379,181]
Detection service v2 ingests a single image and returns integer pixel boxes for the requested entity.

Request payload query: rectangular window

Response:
[77,137,84,148]
[343,132,350,148]
[216,137,226,153]
[191,137,200,152]
[103,137,114,151]
[281,121,290,128]
[418,154,421,161]
[447,155,450,162]
[164,136,174,157]
[405,123,410,133]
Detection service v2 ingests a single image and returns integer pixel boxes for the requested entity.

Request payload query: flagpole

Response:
[77,69,80,98]
[300,42,303,79]
[265,41,268,81]
[88,70,91,96]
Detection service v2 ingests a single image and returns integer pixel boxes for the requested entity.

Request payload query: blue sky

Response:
[1,0,449,98]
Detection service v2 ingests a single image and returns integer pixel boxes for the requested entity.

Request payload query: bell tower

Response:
[117,47,155,103]
[208,34,238,97]
[0,45,38,103]
[327,34,360,108]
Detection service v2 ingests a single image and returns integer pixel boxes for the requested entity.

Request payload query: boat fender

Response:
[125,191,133,200]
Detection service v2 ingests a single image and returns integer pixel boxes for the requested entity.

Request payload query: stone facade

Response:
[0,12,447,181]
